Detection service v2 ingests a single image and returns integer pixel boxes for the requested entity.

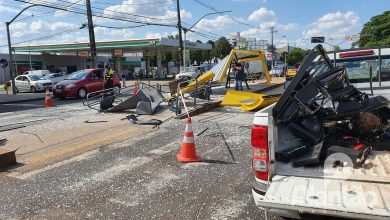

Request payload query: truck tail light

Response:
[251,125,269,182]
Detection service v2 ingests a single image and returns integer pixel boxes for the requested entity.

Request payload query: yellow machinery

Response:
[213,49,271,84]
[166,49,275,113]
[221,90,280,111]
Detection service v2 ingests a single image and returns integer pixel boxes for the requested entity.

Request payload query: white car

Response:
[175,66,206,80]
[14,74,54,93]
[44,73,67,84]
[269,65,285,77]
[24,70,51,78]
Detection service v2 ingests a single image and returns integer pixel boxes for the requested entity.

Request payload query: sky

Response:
[0,0,389,53]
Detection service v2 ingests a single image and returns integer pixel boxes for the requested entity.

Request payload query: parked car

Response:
[24,70,51,77]
[53,69,121,99]
[175,66,206,80]
[44,73,67,84]
[14,74,54,93]
[269,65,286,77]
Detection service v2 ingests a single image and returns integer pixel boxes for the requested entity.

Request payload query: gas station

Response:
[0,37,211,81]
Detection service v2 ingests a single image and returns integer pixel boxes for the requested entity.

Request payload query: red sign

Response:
[267,53,273,59]
[113,49,123,57]
[339,50,374,58]
[79,51,89,58]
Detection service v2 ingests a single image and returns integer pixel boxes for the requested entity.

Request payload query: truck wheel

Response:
[30,86,37,93]
[77,88,87,99]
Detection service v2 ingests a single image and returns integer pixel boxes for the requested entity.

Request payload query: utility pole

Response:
[269,27,277,69]
[86,0,97,68]
[176,0,184,70]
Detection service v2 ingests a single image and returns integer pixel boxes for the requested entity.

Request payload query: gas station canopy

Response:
[12,37,212,53]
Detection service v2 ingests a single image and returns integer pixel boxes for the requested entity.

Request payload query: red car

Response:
[53,68,121,99]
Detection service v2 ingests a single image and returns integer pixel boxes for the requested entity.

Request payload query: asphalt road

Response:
[0,86,284,219]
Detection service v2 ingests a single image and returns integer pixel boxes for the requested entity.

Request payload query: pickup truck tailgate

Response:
[255,175,390,219]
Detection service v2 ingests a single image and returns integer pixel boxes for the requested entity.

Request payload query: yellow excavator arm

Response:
[214,49,271,84]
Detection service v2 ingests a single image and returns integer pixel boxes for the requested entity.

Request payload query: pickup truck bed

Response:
[252,105,390,219]
[255,173,390,219]
[275,151,390,183]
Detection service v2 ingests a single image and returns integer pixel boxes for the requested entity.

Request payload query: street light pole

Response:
[176,0,184,71]
[5,4,38,95]
[182,10,231,69]
[269,27,277,69]
[6,3,74,94]
[282,35,288,65]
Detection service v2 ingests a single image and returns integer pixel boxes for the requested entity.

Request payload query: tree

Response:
[202,40,214,65]
[287,48,309,66]
[333,45,341,51]
[190,40,203,65]
[213,37,232,59]
[357,11,390,47]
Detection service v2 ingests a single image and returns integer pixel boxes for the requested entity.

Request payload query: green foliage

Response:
[357,11,390,47]
[286,48,309,66]
[280,51,288,63]
[212,37,232,59]
[190,40,203,65]
[201,40,215,65]
[333,45,341,51]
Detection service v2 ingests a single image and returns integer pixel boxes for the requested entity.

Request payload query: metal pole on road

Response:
[6,22,16,95]
[5,3,69,95]
[176,0,184,71]
[86,0,97,68]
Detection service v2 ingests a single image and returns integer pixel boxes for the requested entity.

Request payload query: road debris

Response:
[84,120,108,123]
[0,138,7,146]
[126,114,162,126]
[273,44,390,167]
[216,123,236,162]
[221,90,280,111]
[176,101,221,119]
[0,124,26,132]
[197,127,209,136]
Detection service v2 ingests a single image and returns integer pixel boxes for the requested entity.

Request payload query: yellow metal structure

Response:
[214,49,271,84]
[221,90,280,111]
[165,71,215,101]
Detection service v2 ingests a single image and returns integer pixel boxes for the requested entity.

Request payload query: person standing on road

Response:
[234,62,244,91]
[104,63,114,90]
[121,69,126,87]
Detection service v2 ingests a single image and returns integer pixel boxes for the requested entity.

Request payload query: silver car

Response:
[44,73,67,84]
[14,74,54,93]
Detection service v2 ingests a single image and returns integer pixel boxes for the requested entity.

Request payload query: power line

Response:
[93,0,172,6]
[95,24,148,29]
[14,0,84,22]
[0,25,86,48]
[14,0,178,27]
[192,0,255,28]
[50,0,178,23]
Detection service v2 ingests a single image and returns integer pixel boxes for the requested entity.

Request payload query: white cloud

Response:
[94,27,135,40]
[302,11,360,39]
[30,20,80,33]
[248,7,276,22]
[197,15,235,31]
[0,4,20,13]
[100,0,191,25]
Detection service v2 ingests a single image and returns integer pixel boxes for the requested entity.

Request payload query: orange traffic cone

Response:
[176,117,201,163]
[132,81,139,94]
[44,89,53,108]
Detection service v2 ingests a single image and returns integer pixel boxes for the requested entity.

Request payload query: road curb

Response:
[0,97,45,104]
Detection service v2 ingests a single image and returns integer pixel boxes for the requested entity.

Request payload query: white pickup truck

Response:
[251,45,390,220]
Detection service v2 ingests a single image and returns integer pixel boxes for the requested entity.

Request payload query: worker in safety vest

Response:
[104,63,114,90]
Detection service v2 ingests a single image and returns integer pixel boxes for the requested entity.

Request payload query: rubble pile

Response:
[273,45,390,167]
